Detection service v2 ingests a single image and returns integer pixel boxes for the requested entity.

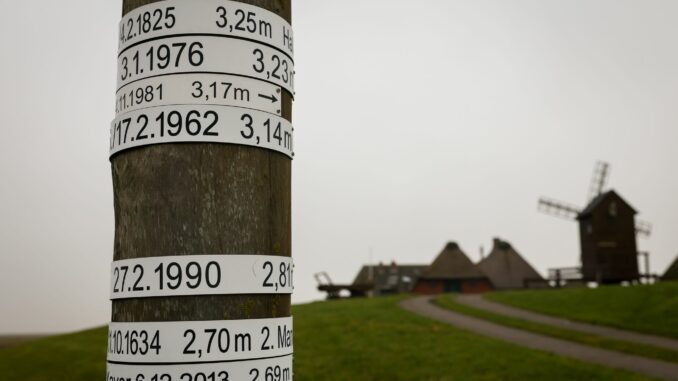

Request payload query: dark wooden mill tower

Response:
[538,161,652,284]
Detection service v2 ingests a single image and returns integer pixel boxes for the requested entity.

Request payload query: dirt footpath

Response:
[401,296,678,381]
[457,294,678,352]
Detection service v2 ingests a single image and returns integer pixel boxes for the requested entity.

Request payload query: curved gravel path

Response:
[401,296,678,381]
[457,294,678,352]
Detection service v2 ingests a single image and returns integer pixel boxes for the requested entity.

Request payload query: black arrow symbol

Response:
[258,93,278,103]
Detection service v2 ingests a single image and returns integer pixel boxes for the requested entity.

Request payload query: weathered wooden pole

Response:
[108,0,294,378]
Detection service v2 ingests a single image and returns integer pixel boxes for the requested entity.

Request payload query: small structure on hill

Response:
[662,255,678,281]
[478,238,545,289]
[314,272,372,299]
[413,242,492,294]
[352,262,427,296]
[315,262,426,299]
[538,161,651,284]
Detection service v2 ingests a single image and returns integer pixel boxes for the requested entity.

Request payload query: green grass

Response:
[486,282,678,339]
[0,327,106,381]
[0,296,655,381]
[433,294,678,363]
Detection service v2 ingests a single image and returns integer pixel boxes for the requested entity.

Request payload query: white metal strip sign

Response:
[118,0,294,59]
[107,354,293,380]
[109,105,294,158]
[108,317,293,363]
[117,36,295,94]
[116,73,282,116]
[110,255,293,299]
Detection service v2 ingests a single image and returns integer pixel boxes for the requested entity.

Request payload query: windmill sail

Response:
[635,220,652,238]
[538,198,581,220]
[588,161,610,202]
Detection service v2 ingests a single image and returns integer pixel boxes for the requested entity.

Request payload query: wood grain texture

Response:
[112,0,292,323]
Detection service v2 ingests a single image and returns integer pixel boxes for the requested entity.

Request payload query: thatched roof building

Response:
[413,242,492,294]
[478,238,545,289]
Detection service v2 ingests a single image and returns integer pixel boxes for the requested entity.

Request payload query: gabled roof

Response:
[662,255,678,280]
[578,190,637,219]
[420,242,486,280]
[478,238,543,289]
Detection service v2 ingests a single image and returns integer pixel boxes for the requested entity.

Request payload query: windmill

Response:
[538,161,651,283]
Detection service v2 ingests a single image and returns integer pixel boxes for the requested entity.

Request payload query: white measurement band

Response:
[117,36,295,94]
[119,0,294,58]
[109,105,293,158]
[108,317,292,363]
[107,354,293,381]
[116,73,282,116]
[110,255,293,300]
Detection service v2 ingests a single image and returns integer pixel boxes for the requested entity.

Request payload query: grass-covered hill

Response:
[0,294,655,381]
[487,281,678,339]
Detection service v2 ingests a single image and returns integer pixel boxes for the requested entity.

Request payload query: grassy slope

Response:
[0,335,49,350]
[486,282,678,339]
[0,296,652,381]
[434,294,678,363]
[0,327,106,381]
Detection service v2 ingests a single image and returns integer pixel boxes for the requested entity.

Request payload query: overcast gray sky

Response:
[1,0,677,334]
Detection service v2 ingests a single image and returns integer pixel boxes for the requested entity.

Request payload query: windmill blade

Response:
[635,220,652,238]
[313,272,334,286]
[588,161,610,202]
[538,197,581,220]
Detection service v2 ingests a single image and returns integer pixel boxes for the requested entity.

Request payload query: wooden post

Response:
[112,0,293,344]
